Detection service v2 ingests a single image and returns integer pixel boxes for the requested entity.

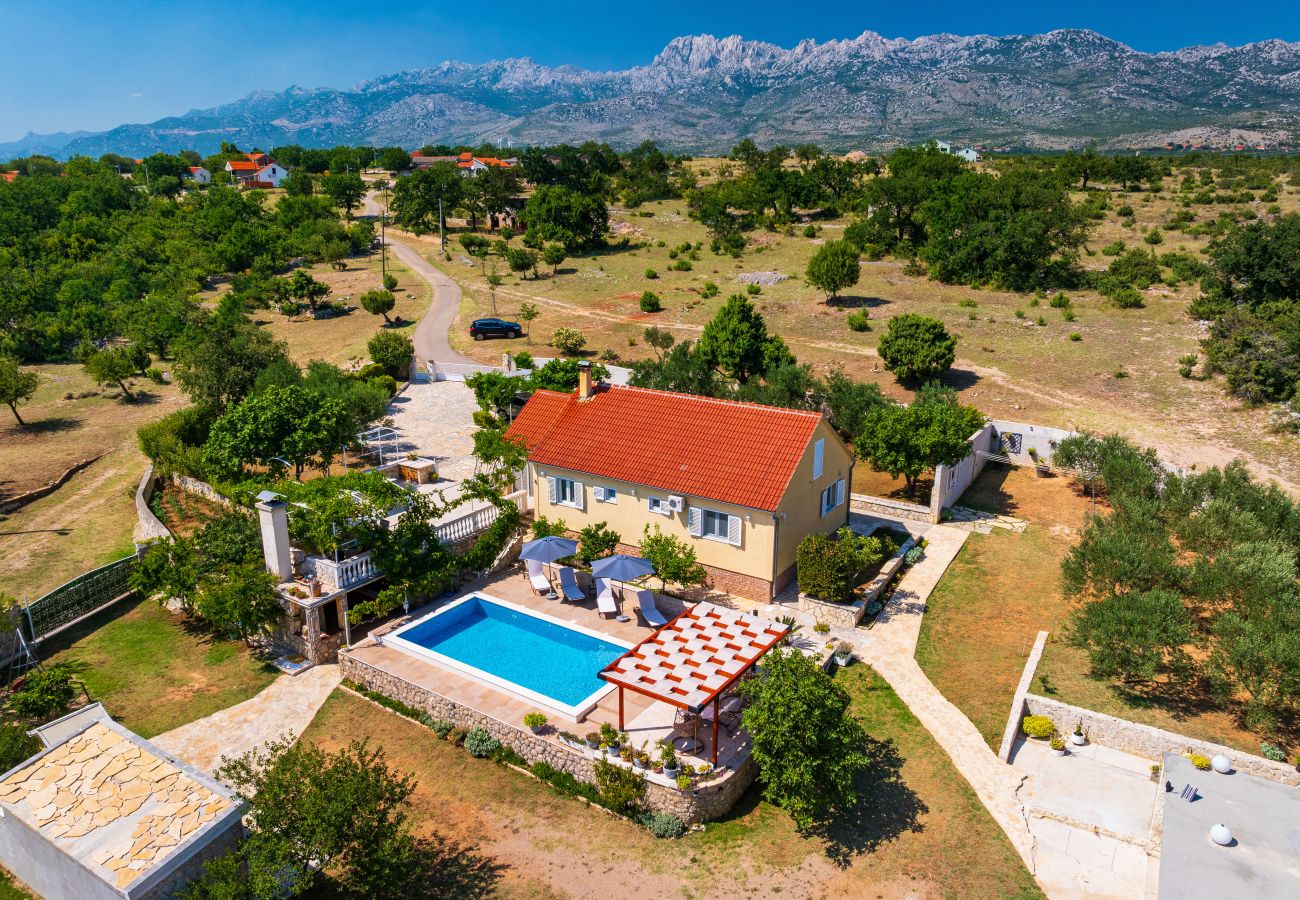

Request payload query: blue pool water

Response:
[395,597,626,707]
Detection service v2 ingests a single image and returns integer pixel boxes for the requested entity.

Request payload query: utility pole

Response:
[379,181,389,280]
[438,197,445,253]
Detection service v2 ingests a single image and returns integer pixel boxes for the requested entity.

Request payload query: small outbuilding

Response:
[0,704,244,900]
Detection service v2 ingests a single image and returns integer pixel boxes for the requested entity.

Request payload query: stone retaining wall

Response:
[850,493,935,524]
[796,537,914,628]
[170,474,234,508]
[339,652,756,823]
[133,466,172,547]
[1022,693,1300,786]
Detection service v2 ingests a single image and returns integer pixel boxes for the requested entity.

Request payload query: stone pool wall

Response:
[339,652,756,823]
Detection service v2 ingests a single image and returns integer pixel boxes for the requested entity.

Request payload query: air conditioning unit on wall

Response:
[666,495,685,512]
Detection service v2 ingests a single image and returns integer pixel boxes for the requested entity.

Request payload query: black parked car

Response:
[469,317,523,340]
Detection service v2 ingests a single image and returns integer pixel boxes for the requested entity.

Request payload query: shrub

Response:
[670,259,693,271]
[803,224,818,238]
[1101,241,1126,256]
[1036,316,1046,326]
[146,367,165,384]
[1144,229,1164,245]
[9,664,77,719]
[1049,292,1071,308]
[594,758,646,813]
[367,330,413,375]
[846,310,870,332]
[877,313,957,383]
[1110,286,1144,309]
[577,521,621,564]
[796,528,886,603]
[368,374,398,395]
[523,712,547,730]
[382,273,398,292]
[1069,332,1082,341]
[0,720,41,772]
[464,728,500,758]
[1260,742,1287,762]
[641,811,686,838]
[550,327,587,355]
[700,281,719,298]
[813,622,830,634]
[1062,309,1076,322]
[958,298,979,308]
[639,291,662,313]
[644,268,658,279]
[1050,737,1066,751]
[1022,715,1055,738]
[904,545,924,566]
[1186,752,1211,771]
[1013,309,1025,319]
[675,774,692,790]
[430,719,453,738]
[1117,204,1135,217]
[746,283,761,295]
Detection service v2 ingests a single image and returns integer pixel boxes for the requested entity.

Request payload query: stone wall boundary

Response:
[133,465,172,547]
[997,630,1050,762]
[339,652,756,823]
[170,473,234,508]
[796,536,915,628]
[1022,693,1300,786]
[0,453,107,514]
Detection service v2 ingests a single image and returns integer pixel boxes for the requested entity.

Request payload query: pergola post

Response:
[712,696,719,767]
[618,686,624,730]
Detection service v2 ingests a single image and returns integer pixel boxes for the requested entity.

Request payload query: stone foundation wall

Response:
[797,594,863,628]
[1023,694,1300,786]
[340,653,756,823]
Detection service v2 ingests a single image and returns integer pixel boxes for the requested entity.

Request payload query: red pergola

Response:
[599,602,789,765]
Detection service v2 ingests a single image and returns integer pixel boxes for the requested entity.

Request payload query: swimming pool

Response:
[384,594,632,718]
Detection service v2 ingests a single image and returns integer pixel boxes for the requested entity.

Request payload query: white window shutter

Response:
[688,507,702,537]
[836,479,846,507]
[820,488,828,518]
[727,515,742,547]
[574,481,584,510]
[593,485,605,502]
[813,439,824,480]
[547,477,557,504]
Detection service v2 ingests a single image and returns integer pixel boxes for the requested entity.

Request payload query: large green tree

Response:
[193,564,282,645]
[805,240,861,301]
[390,162,463,234]
[0,355,39,426]
[876,314,957,384]
[855,384,985,497]
[697,294,792,385]
[83,346,137,400]
[204,384,349,479]
[172,302,291,413]
[739,648,871,828]
[520,184,607,250]
[321,172,366,218]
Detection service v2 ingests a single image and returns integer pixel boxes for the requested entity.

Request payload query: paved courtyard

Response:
[384,378,479,483]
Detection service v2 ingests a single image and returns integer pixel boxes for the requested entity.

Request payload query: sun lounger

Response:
[595,578,617,618]
[525,558,552,595]
[635,589,668,627]
[558,566,586,602]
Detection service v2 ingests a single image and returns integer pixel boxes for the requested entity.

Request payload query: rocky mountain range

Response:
[24,29,1300,158]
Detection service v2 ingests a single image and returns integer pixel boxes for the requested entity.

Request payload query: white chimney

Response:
[577,361,593,401]
[256,492,292,581]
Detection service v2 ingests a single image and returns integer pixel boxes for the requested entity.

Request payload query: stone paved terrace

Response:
[344,568,753,772]
[383,379,479,483]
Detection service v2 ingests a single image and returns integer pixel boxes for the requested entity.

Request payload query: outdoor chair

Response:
[634,589,668,627]
[595,578,618,618]
[717,695,744,735]
[557,566,587,603]
[525,558,552,595]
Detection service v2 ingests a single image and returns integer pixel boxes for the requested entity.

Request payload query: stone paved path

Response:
[385,379,480,482]
[151,664,341,776]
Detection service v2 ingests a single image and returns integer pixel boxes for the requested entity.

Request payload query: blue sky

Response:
[2,0,1298,142]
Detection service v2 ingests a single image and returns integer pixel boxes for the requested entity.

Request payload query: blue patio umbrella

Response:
[519,536,578,565]
[591,554,655,583]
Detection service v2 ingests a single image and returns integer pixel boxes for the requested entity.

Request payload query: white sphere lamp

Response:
[1209,823,1233,846]
[1211,754,1231,774]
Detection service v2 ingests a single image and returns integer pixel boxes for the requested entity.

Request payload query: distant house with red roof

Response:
[410,152,515,176]
[1,171,18,183]
[225,152,287,188]
[505,365,854,600]
[185,166,211,185]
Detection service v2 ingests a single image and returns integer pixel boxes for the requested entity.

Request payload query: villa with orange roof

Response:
[505,363,854,600]
[224,152,287,188]
[410,151,515,175]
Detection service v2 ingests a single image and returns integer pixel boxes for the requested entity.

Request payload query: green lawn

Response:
[43,598,278,738]
[303,666,1041,898]
[0,869,32,900]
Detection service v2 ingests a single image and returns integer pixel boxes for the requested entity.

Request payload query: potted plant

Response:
[599,723,619,753]
[523,712,547,735]
[813,622,831,636]
[1070,721,1087,746]
[1028,447,1050,477]
[631,753,645,772]
[585,731,600,750]
[619,744,634,762]
[660,742,679,779]
[1049,736,1066,757]
[1149,763,1161,783]
[834,641,853,667]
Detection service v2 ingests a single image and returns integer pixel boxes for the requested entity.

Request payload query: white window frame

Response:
[549,476,583,509]
[820,478,846,517]
[647,496,670,516]
[691,506,742,547]
[812,438,825,480]
[598,486,617,504]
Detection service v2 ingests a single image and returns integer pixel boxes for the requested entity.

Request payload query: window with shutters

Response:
[554,477,579,508]
[600,486,616,503]
[820,479,846,516]
[647,496,670,516]
[700,509,733,541]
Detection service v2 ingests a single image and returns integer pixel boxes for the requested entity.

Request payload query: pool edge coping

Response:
[382,591,636,721]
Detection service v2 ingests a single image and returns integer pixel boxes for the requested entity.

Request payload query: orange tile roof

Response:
[227,160,259,171]
[1,171,17,182]
[505,384,825,511]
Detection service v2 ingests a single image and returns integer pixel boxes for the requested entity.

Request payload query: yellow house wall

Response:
[773,418,855,576]
[528,465,777,580]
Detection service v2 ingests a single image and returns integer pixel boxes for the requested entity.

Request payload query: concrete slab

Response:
[1012,737,1158,842]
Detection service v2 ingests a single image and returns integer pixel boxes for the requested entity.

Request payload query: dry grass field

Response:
[407,163,1299,494]
[303,671,1041,900]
